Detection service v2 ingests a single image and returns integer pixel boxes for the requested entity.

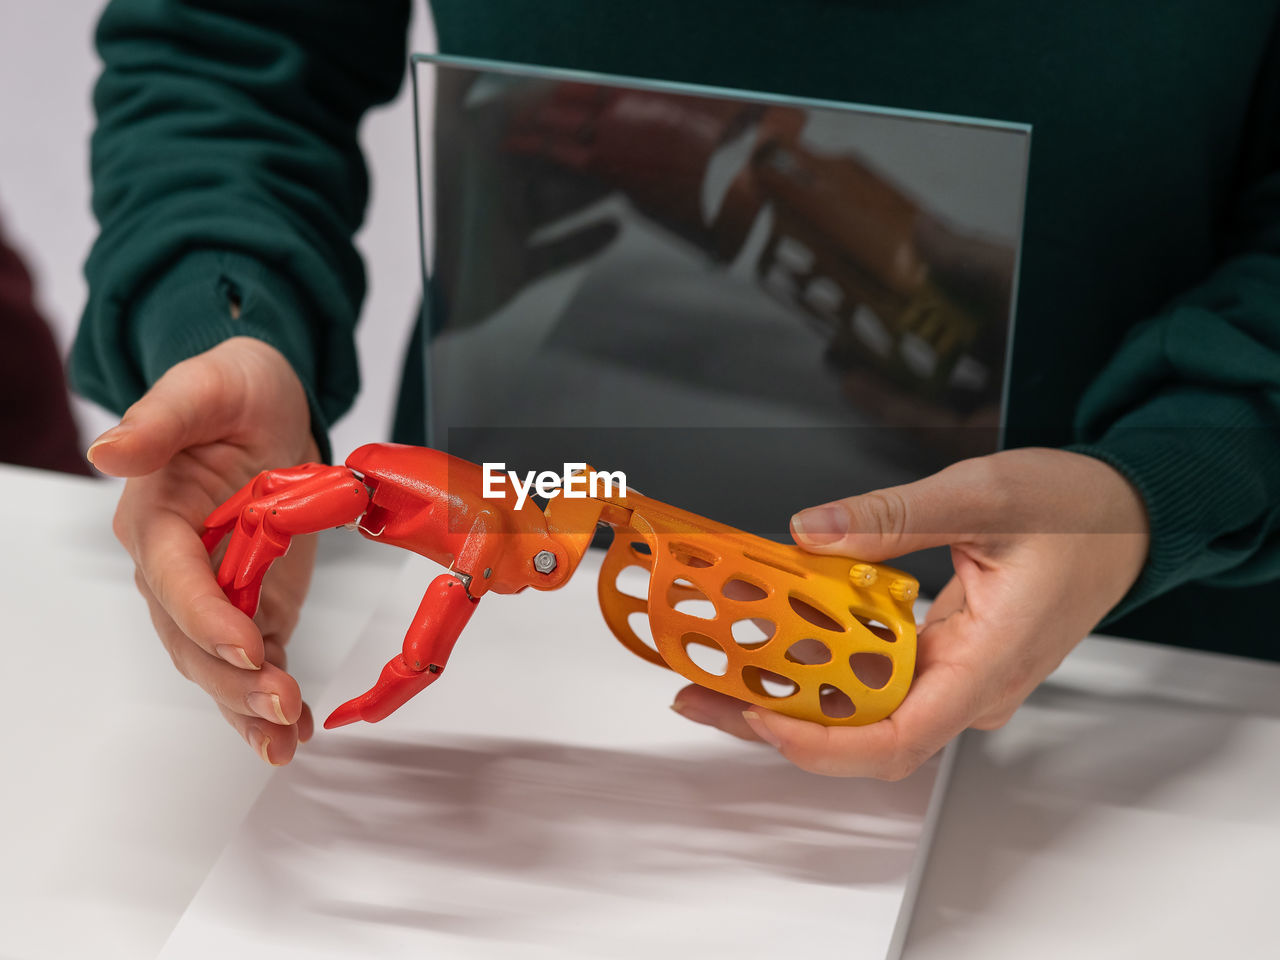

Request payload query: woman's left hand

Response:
[670,448,1150,779]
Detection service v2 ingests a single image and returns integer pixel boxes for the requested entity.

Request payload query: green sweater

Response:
[71,0,1280,658]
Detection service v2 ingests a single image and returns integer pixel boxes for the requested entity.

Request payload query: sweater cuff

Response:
[130,251,334,462]
[1067,388,1279,621]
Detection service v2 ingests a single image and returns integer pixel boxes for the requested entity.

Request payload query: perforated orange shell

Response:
[595,493,918,726]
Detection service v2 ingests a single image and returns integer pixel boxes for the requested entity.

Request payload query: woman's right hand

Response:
[88,336,321,764]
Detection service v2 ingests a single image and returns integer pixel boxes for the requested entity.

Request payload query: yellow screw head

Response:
[889,578,917,603]
[849,563,878,587]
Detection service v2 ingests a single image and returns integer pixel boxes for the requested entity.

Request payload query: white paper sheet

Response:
[161,549,952,960]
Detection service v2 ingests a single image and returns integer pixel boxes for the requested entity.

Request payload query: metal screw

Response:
[533,550,557,574]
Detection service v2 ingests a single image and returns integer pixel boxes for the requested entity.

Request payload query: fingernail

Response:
[742,710,782,748]
[248,728,275,765]
[247,691,289,725]
[85,423,133,465]
[791,506,847,545]
[216,644,259,670]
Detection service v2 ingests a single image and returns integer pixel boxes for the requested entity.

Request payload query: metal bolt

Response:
[533,550,558,574]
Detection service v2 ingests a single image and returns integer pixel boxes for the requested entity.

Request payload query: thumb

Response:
[789,458,998,561]
[86,358,238,477]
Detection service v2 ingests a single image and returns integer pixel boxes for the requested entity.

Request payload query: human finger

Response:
[217,703,300,766]
[135,572,304,726]
[923,575,965,627]
[739,619,987,778]
[262,638,288,672]
[86,355,239,477]
[258,640,315,743]
[125,506,264,669]
[789,457,1007,561]
[296,701,315,744]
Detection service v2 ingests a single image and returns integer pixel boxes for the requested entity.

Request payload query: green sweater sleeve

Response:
[70,0,411,461]
[1071,140,1280,617]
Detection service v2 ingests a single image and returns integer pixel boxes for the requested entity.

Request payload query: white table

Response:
[0,465,401,959]
[2,464,1277,959]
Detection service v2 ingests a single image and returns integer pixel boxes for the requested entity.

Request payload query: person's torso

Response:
[426,0,1280,657]
[432,0,1278,444]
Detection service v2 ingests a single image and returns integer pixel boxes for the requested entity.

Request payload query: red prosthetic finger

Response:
[324,574,478,729]
[202,464,331,552]
[206,466,369,617]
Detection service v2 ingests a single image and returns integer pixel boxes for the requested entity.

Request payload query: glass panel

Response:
[412,54,1029,588]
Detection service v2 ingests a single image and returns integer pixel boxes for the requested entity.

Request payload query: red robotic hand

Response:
[204,444,595,729]
[204,444,918,732]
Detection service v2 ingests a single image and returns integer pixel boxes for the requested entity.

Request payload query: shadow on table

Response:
[241,735,934,937]
[905,644,1280,948]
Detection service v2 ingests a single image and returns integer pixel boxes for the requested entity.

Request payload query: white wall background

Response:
[0,1,436,460]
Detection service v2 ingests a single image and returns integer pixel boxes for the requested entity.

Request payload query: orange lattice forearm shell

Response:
[596,494,917,726]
